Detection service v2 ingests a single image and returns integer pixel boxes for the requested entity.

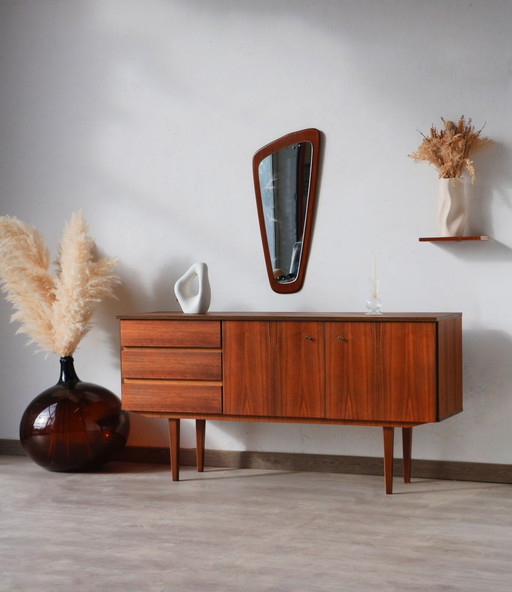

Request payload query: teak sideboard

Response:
[118,312,462,493]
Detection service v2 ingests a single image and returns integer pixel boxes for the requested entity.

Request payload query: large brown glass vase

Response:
[19,356,130,471]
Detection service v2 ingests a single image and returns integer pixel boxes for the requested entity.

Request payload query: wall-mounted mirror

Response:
[253,128,322,293]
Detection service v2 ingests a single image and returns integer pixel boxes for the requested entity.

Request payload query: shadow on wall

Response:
[424,237,512,263]
[93,260,192,446]
[463,328,512,408]
[466,140,512,243]
[93,258,186,363]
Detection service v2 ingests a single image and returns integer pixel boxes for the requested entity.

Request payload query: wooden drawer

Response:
[122,381,222,413]
[121,348,222,380]
[120,320,221,348]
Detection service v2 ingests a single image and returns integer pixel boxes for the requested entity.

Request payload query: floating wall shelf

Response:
[419,236,490,242]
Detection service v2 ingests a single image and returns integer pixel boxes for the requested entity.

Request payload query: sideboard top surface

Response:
[118,311,462,322]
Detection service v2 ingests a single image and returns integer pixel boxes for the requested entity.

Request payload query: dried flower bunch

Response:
[0,211,119,357]
[409,116,493,183]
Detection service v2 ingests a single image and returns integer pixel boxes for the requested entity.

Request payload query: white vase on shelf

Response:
[174,262,211,314]
[437,177,466,237]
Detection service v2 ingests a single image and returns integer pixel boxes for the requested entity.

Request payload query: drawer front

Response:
[123,381,222,413]
[121,348,222,380]
[120,320,221,348]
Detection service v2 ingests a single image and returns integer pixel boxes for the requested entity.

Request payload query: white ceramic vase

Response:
[437,178,466,237]
[174,262,211,314]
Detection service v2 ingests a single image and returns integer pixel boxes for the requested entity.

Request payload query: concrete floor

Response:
[1,455,512,592]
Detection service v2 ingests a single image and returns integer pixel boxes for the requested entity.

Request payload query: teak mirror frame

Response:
[253,128,322,294]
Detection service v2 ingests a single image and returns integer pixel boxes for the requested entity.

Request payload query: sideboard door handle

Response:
[305,335,313,341]
[337,336,347,342]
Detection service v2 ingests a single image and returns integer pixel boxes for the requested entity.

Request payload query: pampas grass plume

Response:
[0,211,119,356]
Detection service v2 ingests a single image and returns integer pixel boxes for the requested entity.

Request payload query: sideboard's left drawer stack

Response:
[120,320,222,414]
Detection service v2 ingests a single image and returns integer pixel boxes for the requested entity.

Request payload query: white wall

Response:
[1,0,511,464]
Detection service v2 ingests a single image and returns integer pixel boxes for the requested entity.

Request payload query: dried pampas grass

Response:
[409,116,493,183]
[0,211,119,357]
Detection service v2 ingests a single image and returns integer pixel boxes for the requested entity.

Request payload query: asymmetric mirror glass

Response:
[253,128,321,293]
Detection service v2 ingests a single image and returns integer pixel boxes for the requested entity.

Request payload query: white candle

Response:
[370,253,377,299]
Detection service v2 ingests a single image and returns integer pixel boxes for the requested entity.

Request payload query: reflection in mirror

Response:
[253,128,321,293]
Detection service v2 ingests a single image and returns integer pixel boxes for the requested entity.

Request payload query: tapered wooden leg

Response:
[402,427,412,484]
[383,427,394,494]
[196,419,206,472]
[168,418,180,481]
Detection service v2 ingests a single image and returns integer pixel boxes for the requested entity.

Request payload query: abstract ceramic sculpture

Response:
[174,262,211,314]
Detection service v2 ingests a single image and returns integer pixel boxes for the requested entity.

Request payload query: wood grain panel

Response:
[122,381,222,413]
[437,316,463,419]
[223,321,325,418]
[326,322,377,420]
[326,322,437,422]
[275,321,325,418]
[136,412,422,428]
[120,320,221,347]
[223,321,274,415]
[119,312,460,322]
[379,322,437,421]
[121,348,221,380]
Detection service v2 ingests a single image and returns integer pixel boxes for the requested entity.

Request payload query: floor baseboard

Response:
[0,439,25,456]
[2,439,511,484]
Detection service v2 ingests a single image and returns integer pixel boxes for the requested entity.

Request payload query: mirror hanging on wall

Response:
[253,128,322,294]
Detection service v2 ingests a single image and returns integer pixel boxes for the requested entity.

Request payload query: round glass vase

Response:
[19,356,130,472]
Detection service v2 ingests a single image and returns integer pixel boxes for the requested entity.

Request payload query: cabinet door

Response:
[223,321,274,416]
[274,321,325,418]
[325,322,437,422]
[223,321,325,418]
